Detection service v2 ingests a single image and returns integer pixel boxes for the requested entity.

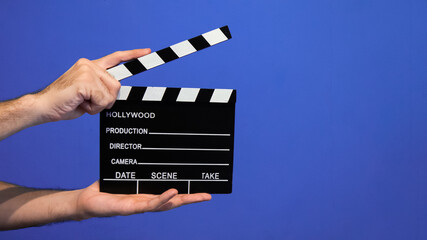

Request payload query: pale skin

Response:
[0,49,211,230]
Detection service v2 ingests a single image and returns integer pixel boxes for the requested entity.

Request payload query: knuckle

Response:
[79,71,92,79]
[106,71,116,80]
[74,68,93,80]
[76,58,90,65]
[88,105,103,115]
[75,59,94,73]
[110,94,117,103]
[107,96,116,105]
[112,51,123,59]
[113,81,121,91]
[88,110,98,115]
[105,100,116,110]
[78,64,92,73]
[105,70,120,85]
[76,86,86,96]
[98,96,110,107]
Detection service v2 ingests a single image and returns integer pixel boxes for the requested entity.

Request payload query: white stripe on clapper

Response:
[108,64,132,81]
[176,88,200,102]
[116,86,132,100]
[138,52,165,70]
[202,28,229,46]
[210,89,233,103]
[142,87,166,101]
[170,40,197,58]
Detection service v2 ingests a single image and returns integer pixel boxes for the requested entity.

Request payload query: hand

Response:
[75,181,212,219]
[36,49,151,122]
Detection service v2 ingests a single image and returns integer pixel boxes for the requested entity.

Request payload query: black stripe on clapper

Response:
[162,88,180,102]
[157,47,179,63]
[126,87,147,101]
[188,35,211,51]
[220,26,232,39]
[228,90,237,103]
[195,88,214,103]
[124,59,147,75]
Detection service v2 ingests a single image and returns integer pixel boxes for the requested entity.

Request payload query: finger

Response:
[79,82,114,115]
[178,193,212,205]
[90,71,116,113]
[79,101,93,114]
[140,189,178,212]
[156,193,212,211]
[87,63,121,107]
[93,49,151,69]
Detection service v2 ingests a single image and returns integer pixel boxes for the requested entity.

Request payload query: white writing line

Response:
[137,162,229,166]
[136,180,139,194]
[142,147,229,151]
[149,132,230,137]
[103,178,228,182]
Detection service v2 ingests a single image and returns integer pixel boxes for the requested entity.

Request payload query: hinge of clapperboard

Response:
[107,26,231,82]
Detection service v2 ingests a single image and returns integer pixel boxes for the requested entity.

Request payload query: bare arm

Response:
[0,49,151,141]
[0,181,211,230]
[0,95,43,140]
[0,181,80,230]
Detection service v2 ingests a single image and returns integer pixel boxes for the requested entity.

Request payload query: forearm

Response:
[0,181,83,230]
[0,94,46,141]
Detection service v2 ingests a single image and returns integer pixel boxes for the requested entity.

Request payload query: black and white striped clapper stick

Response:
[107,26,232,81]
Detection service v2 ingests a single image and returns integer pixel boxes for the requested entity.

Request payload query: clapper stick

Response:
[107,26,232,81]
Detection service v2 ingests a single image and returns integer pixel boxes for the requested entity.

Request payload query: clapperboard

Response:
[100,26,236,194]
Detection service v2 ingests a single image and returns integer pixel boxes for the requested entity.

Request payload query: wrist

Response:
[0,93,45,140]
[20,93,47,126]
[41,189,86,223]
[30,92,53,124]
[62,189,87,222]
[69,189,89,221]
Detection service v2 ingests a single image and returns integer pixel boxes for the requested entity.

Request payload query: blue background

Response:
[1,0,427,239]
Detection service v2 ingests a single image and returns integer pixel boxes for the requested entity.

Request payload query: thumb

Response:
[93,48,151,69]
